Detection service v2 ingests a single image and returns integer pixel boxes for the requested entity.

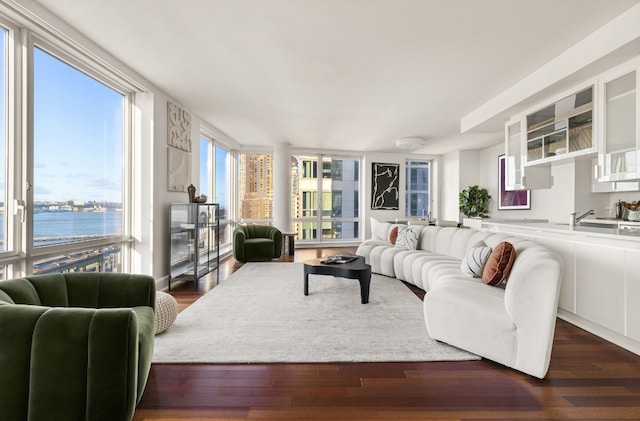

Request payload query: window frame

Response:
[237,151,274,225]
[292,152,361,243]
[199,131,233,256]
[404,159,432,219]
[0,19,18,267]
[0,20,139,277]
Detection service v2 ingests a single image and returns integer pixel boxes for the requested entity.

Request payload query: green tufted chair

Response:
[0,272,156,421]
[233,225,282,262]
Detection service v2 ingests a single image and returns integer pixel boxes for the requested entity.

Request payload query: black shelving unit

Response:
[168,203,219,290]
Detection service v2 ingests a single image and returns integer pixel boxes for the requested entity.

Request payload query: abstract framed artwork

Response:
[167,147,191,192]
[371,162,399,210]
[167,101,192,152]
[498,155,530,210]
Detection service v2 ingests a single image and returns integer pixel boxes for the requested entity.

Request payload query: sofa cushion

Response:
[389,225,399,245]
[482,241,516,286]
[461,240,492,277]
[370,217,391,241]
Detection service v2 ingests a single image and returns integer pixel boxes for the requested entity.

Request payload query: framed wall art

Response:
[498,155,530,210]
[371,162,399,210]
[167,101,192,152]
[167,147,192,192]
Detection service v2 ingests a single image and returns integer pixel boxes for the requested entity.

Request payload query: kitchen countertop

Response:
[477,218,640,242]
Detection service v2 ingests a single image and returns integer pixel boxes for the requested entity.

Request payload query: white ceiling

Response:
[30,0,640,154]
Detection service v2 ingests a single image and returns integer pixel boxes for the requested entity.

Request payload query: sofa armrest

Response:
[504,247,563,378]
[233,227,247,261]
[268,227,282,257]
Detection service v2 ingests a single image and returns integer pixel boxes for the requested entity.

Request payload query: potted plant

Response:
[459,185,491,218]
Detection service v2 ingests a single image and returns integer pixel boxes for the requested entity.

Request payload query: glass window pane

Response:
[33,244,122,274]
[405,161,430,218]
[215,145,230,246]
[199,136,211,199]
[33,48,124,247]
[238,153,273,221]
[292,155,359,241]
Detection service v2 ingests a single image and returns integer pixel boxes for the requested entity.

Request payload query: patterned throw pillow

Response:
[394,226,421,250]
[461,240,493,277]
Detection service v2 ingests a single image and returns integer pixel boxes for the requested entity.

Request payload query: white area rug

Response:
[152,262,479,363]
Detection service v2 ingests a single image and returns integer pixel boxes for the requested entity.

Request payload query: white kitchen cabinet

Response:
[575,243,626,334]
[537,237,576,312]
[626,249,640,341]
[504,117,552,190]
[526,85,595,165]
[598,58,640,182]
[480,219,640,355]
[591,159,639,192]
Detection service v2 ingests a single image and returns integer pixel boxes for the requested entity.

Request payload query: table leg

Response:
[304,269,309,296]
[288,235,295,256]
[358,269,371,304]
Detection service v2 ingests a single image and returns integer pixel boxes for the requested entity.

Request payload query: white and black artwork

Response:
[371,162,399,210]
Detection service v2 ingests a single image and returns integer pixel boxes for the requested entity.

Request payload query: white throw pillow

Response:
[370,217,391,242]
[394,225,421,250]
[461,240,493,277]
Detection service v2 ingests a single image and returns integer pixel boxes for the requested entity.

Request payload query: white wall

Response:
[439,149,482,223]
[440,152,460,222]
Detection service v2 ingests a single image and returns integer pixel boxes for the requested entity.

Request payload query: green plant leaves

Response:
[459,185,491,218]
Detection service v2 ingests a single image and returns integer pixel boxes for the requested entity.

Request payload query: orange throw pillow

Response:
[389,225,399,245]
[482,241,516,286]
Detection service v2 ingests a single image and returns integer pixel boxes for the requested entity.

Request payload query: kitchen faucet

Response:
[570,209,595,227]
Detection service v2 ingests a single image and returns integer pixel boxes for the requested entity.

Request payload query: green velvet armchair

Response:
[0,272,156,421]
[233,225,282,262]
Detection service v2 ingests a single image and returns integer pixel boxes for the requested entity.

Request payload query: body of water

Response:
[0,211,123,247]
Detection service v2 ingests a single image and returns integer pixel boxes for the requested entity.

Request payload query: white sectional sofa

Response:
[356,220,563,378]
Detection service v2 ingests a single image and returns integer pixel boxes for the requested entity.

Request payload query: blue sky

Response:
[33,47,124,203]
[2,36,224,207]
[199,141,229,210]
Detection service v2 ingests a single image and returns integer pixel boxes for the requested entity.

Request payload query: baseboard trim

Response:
[557,309,640,356]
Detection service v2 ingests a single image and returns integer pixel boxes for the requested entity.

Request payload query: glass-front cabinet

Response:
[504,116,552,190]
[169,203,219,290]
[526,85,594,164]
[598,59,640,182]
[505,117,524,189]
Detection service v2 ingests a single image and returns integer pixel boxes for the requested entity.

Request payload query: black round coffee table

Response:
[303,255,371,304]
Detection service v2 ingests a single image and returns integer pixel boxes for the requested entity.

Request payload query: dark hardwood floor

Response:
[134,247,640,420]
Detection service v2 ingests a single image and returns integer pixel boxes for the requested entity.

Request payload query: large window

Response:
[405,160,431,219]
[238,153,273,223]
[200,135,231,251]
[31,47,127,273]
[293,154,359,241]
[199,136,211,199]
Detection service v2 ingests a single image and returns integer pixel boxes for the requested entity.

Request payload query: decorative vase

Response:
[187,184,196,203]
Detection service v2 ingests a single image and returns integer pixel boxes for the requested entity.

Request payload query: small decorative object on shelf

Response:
[187,184,196,203]
[194,194,207,203]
